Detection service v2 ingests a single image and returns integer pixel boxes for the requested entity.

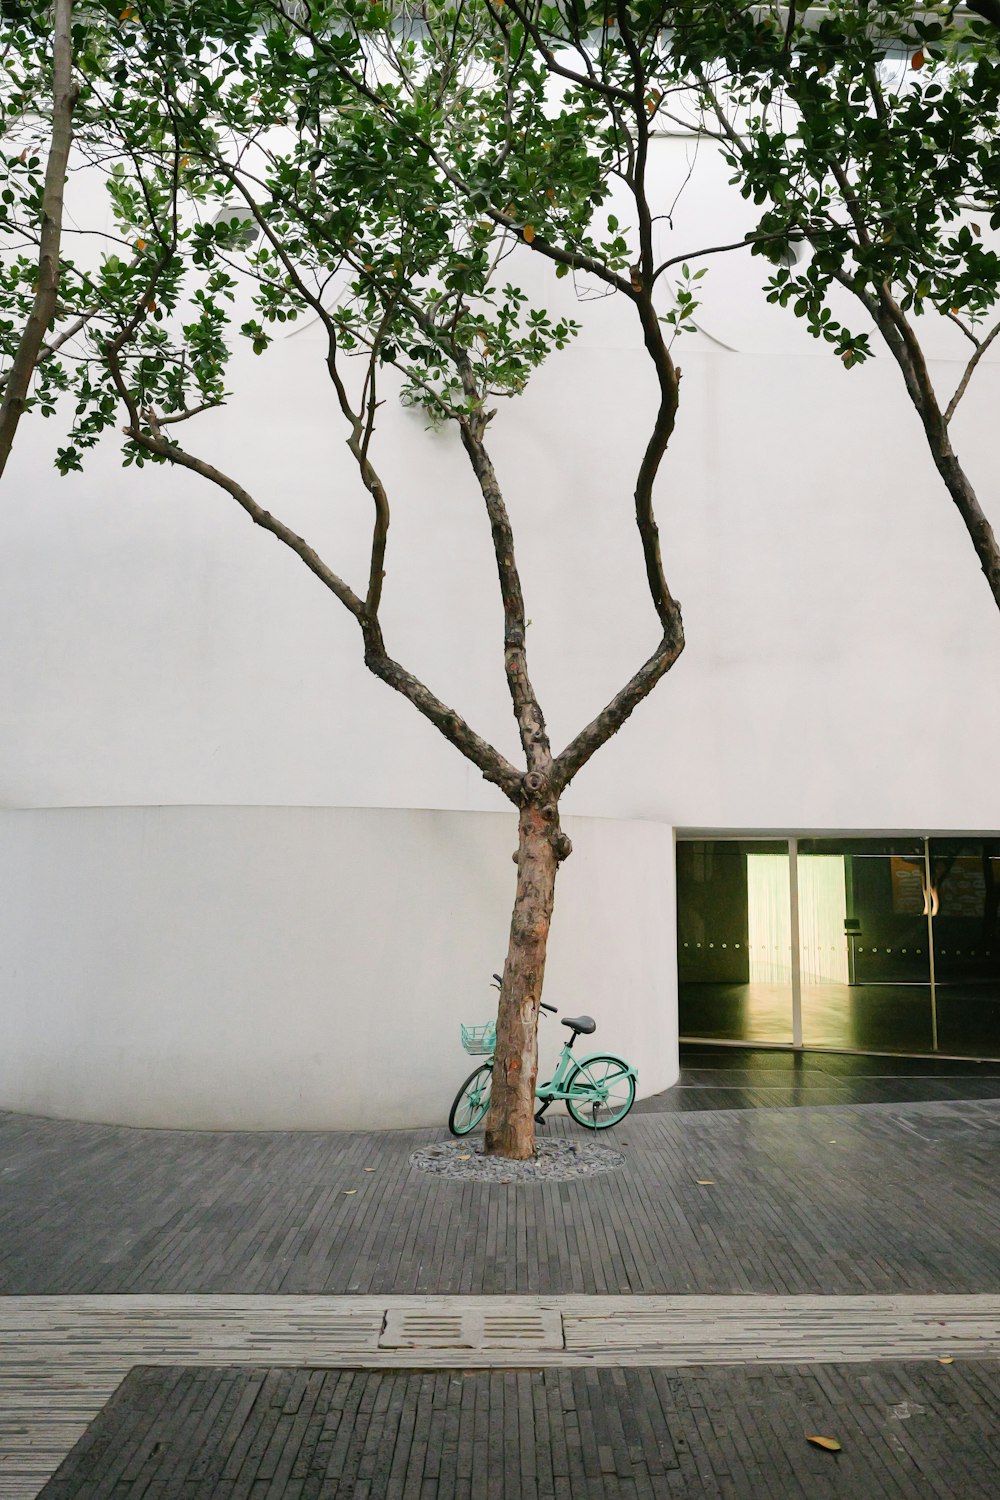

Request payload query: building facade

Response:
[3,131,999,1127]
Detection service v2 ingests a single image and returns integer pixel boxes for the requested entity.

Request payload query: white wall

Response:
[4,133,1000,1127]
[0,805,676,1128]
[2,135,999,831]
[4,339,999,831]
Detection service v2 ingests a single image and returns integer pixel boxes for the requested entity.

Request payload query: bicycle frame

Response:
[535,1043,636,1104]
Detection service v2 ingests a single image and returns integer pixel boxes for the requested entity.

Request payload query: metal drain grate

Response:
[380,1314,467,1348]
[379,1308,564,1350]
[478,1312,564,1348]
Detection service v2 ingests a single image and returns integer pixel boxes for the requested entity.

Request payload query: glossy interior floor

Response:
[634,1043,1000,1113]
[679,980,1000,1056]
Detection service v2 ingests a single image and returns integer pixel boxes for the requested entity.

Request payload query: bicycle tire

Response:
[565,1054,636,1130]
[448,1063,493,1136]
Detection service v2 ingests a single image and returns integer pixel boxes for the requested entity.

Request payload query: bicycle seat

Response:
[561,1015,596,1035]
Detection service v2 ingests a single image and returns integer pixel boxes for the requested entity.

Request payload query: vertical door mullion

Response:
[924,835,939,1051]
[789,837,803,1048]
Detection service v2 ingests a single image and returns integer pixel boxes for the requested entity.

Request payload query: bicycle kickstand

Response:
[534,1100,552,1126]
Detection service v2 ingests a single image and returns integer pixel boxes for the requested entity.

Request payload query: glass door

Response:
[928,838,1000,1058]
[677,840,794,1043]
[796,839,934,1053]
[678,834,1000,1057]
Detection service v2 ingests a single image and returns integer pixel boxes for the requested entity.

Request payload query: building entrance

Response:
[677,836,1000,1059]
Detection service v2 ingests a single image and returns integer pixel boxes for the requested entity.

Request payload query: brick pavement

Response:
[2,1100,999,1297]
[4,1078,1000,1496]
[35,1362,1000,1499]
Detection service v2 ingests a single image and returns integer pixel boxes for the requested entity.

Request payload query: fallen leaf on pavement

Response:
[938,1356,954,1364]
[696,1179,715,1186]
[343,1189,357,1196]
[806,1436,842,1452]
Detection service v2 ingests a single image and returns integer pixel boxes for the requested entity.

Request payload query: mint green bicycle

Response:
[448,975,638,1135]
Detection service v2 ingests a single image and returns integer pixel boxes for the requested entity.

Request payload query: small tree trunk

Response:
[874,307,1000,616]
[927,444,1000,613]
[484,799,563,1160]
[0,0,76,480]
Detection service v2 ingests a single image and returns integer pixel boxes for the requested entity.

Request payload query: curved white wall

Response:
[0,805,677,1129]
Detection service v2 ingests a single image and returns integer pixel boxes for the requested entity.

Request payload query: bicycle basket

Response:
[461,1021,496,1056]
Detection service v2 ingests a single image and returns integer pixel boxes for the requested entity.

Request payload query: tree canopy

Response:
[671,0,1000,603]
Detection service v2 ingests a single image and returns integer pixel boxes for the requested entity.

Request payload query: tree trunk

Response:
[0,0,76,481]
[871,304,1000,616]
[926,443,1000,613]
[484,798,563,1160]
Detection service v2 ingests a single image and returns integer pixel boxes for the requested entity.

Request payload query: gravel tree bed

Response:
[409,1137,625,1183]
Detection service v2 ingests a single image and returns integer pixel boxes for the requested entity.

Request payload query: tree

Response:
[671,1,1000,610]
[0,0,77,478]
[8,0,764,1158]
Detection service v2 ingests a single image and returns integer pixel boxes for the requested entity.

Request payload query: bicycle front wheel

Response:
[448,1063,493,1136]
[565,1055,635,1130]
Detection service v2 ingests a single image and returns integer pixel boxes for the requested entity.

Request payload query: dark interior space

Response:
[677,836,1000,1061]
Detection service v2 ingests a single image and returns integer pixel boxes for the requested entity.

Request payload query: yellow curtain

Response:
[747,854,792,984]
[798,856,849,985]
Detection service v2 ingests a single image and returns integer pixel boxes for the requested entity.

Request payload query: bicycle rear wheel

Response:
[448,1064,493,1136]
[565,1055,635,1129]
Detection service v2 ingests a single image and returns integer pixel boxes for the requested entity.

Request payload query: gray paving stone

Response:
[34,1363,1000,1499]
[3,1100,1000,1296]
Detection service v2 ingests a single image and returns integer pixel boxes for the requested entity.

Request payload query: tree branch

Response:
[652,229,805,283]
[360,615,523,800]
[945,318,1000,426]
[0,0,78,479]
[0,305,93,398]
[551,627,684,796]
[212,163,394,621]
[455,363,551,774]
[104,341,522,802]
[485,0,633,105]
[943,308,981,350]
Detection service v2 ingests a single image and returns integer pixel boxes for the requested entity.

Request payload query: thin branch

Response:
[616,0,654,285]
[0,304,92,396]
[652,229,803,284]
[943,308,982,351]
[124,404,365,618]
[657,108,730,140]
[551,627,684,796]
[827,158,877,254]
[267,0,635,298]
[484,0,633,105]
[211,161,394,619]
[696,69,754,162]
[945,318,1000,425]
[153,400,224,426]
